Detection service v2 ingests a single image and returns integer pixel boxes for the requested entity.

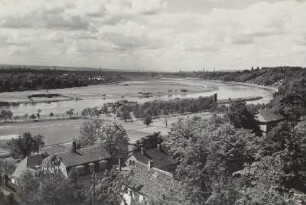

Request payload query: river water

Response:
[1,79,275,116]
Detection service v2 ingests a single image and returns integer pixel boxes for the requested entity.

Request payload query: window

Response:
[129,160,135,166]
[134,192,139,201]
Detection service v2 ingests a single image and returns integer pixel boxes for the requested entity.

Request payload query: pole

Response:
[92,171,96,205]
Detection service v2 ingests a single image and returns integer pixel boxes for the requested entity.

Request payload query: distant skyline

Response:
[0,0,305,71]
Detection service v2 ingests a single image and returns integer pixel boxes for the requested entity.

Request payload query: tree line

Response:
[186,66,305,86]
[0,67,124,92]
[114,96,217,123]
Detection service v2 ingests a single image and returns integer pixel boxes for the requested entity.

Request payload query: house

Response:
[41,142,111,177]
[256,110,285,134]
[122,146,179,205]
[126,145,177,174]
[11,152,48,186]
[11,142,111,185]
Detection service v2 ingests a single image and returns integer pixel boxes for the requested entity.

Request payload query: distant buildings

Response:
[256,110,285,134]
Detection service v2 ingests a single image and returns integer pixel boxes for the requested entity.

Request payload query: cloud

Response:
[0,0,305,70]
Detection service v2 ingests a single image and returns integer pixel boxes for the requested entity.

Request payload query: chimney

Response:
[148,160,153,170]
[141,147,144,155]
[118,158,122,171]
[71,141,77,153]
[214,94,217,102]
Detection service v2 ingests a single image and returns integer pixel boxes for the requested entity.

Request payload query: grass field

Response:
[0,112,215,147]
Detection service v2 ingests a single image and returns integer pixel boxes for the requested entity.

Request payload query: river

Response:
[0,78,275,116]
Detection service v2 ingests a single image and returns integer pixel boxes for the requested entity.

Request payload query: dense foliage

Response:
[17,167,128,205]
[194,66,305,86]
[78,119,129,160]
[19,171,86,205]
[0,109,13,121]
[228,100,262,135]
[269,77,306,122]
[0,67,123,92]
[133,96,216,118]
[160,114,306,204]
[7,132,45,159]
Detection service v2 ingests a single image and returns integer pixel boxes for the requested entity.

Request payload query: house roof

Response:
[127,163,179,200]
[257,110,284,123]
[40,144,70,155]
[12,153,47,179]
[132,148,177,173]
[26,154,47,169]
[47,145,111,168]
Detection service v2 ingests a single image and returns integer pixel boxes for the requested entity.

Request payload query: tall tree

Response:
[163,115,254,204]
[0,109,13,122]
[143,114,153,126]
[227,100,261,135]
[78,120,129,160]
[258,119,306,191]
[270,78,306,123]
[117,105,132,122]
[7,132,45,159]
[235,155,299,205]
[66,109,74,118]
[93,169,130,205]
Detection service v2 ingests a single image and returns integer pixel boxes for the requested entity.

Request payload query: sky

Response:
[0,0,305,71]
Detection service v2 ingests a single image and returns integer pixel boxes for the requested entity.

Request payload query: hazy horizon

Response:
[0,0,305,71]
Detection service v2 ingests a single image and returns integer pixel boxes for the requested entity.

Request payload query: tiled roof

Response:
[48,145,111,168]
[127,163,179,200]
[257,110,284,123]
[26,154,47,169]
[132,148,177,173]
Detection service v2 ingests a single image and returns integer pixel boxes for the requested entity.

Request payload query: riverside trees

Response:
[0,109,13,122]
[132,96,216,119]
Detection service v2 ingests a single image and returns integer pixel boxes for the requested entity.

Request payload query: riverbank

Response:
[0,78,275,116]
[208,79,278,93]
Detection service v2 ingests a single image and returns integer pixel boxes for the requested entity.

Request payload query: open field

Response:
[0,112,215,148]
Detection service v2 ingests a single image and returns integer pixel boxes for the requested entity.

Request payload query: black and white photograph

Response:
[0,0,305,204]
